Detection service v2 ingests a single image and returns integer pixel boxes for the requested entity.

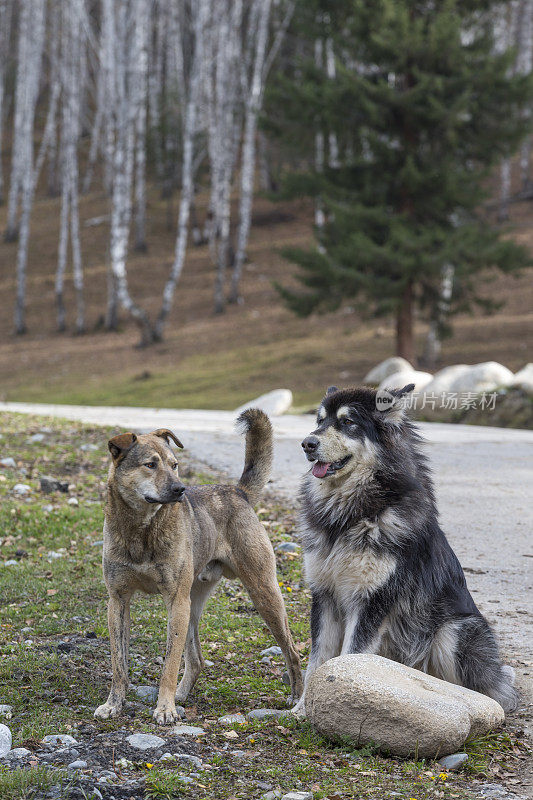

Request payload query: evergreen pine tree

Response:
[267,0,533,363]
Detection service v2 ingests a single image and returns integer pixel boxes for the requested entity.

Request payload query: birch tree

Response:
[0,0,14,206]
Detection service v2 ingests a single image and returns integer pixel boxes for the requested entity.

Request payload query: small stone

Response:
[261,656,271,665]
[0,457,16,468]
[13,483,31,495]
[133,685,158,704]
[68,497,79,506]
[276,542,300,553]
[0,724,12,757]
[43,505,54,513]
[159,752,174,761]
[438,752,469,771]
[247,708,287,722]
[126,733,165,751]
[68,759,88,770]
[6,747,31,759]
[91,540,103,546]
[47,551,64,560]
[40,477,69,494]
[80,444,98,452]
[172,724,206,737]
[29,433,45,443]
[262,793,282,800]
[179,777,194,785]
[99,770,117,779]
[0,705,13,719]
[260,646,282,657]
[4,560,18,566]
[231,750,248,760]
[281,793,313,800]
[176,753,202,768]
[42,734,79,747]
[218,713,246,726]
[204,659,214,667]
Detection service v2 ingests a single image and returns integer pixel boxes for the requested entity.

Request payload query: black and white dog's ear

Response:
[326,385,338,396]
[376,383,414,423]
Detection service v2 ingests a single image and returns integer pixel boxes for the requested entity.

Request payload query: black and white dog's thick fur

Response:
[292,384,517,716]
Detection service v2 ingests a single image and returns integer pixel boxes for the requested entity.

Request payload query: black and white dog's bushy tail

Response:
[456,616,518,712]
[236,408,273,505]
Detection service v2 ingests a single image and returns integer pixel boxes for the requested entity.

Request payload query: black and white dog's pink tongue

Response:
[312,461,330,478]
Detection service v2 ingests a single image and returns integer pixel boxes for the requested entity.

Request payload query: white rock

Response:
[0,724,12,757]
[6,747,31,759]
[47,551,63,560]
[247,708,287,722]
[363,357,413,385]
[68,759,88,769]
[281,793,313,800]
[29,433,45,443]
[218,713,247,726]
[0,458,16,468]
[235,389,293,416]
[378,370,433,393]
[172,724,206,737]
[68,497,79,506]
[305,654,504,759]
[509,363,533,393]
[0,705,13,718]
[448,362,514,394]
[4,560,18,567]
[422,365,470,396]
[42,734,78,747]
[126,733,166,751]
[438,752,469,771]
[13,483,31,495]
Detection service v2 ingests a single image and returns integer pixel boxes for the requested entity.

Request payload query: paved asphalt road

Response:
[2,401,532,722]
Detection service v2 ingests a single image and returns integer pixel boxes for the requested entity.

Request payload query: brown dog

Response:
[94,409,303,724]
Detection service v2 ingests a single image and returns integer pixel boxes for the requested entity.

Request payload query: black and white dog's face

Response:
[301,384,414,480]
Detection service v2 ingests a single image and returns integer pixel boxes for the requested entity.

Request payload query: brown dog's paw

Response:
[290,696,306,719]
[94,701,121,720]
[153,702,179,725]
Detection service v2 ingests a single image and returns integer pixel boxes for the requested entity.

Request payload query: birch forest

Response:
[0,0,531,346]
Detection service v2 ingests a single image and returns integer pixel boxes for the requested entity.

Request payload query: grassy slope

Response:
[0,412,531,799]
[0,181,532,411]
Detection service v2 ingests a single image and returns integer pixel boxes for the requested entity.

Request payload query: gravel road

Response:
[2,401,532,723]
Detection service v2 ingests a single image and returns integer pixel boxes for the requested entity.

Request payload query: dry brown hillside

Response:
[0,185,532,411]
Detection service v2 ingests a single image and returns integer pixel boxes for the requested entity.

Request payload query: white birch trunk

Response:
[154,0,208,339]
[134,0,149,252]
[314,36,325,230]
[13,0,46,334]
[229,0,272,304]
[0,0,14,205]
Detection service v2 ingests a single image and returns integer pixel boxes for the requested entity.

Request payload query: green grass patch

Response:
[0,411,528,799]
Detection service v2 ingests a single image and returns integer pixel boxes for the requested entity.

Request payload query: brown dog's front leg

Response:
[153,589,191,725]
[94,593,131,720]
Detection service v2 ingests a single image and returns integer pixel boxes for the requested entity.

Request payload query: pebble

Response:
[43,505,54,513]
[438,752,469,771]
[13,483,31,495]
[68,497,79,506]
[126,733,166,751]
[281,793,313,800]
[0,724,12,757]
[99,770,117,779]
[204,659,214,667]
[40,476,69,494]
[68,759,88,770]
[175,753,203,768]
[172,724,206,737]
[231,750,249,760]
[91,540,103,546]
[247,708,287,722]
[0,457,16,468]
[81,444,98,451]
[133,685,158,704]
[262,793,282,800]
[42,734,79,746]
[276,542,300,553]
[218,713,247,726]
[261,657,271,665]
[158,752,174,761]
[5,747,30,759]
[47,551,64,560]
[4,560,18,566]
[0,705,13,719]
[29,433,46,443]
[260,646,282,657]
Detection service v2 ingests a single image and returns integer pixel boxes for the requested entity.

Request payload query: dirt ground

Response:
[0,181,532,411]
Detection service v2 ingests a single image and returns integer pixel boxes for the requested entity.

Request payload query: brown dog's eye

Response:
[144,462,156,469]
[171,463,178,470]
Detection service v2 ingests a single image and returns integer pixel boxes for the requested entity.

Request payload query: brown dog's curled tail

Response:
[236,408,273,505]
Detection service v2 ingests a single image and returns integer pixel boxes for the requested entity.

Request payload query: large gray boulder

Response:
[378,369,432,393]
[305,654,504,759]
[235,389,293,416]
[509,363,533,394]
[363,357,413,385]
[422,365,470,396]
[448,362,514,394]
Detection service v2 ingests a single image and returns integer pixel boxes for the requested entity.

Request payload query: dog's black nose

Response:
[172,483,186,499]
[302,435,319,453]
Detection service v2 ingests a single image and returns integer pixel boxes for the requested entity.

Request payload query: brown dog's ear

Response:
[326,385,338,396]
[152,428,184,449]
[108,432,137,462]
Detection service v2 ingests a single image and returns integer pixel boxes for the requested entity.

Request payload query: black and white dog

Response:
[292,384,517,716]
